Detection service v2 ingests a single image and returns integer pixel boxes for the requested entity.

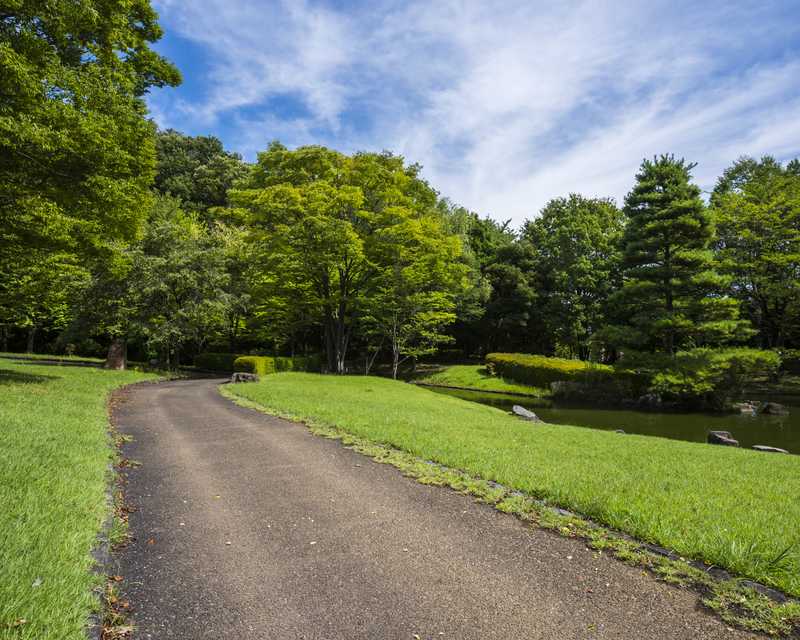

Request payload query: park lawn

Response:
[0,359,156,640]
[417,364,548,396]
[229,372,800,597]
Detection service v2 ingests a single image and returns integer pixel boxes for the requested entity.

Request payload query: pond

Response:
[424,386,800,453]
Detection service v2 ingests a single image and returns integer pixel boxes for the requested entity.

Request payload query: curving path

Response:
[111,378,756,639]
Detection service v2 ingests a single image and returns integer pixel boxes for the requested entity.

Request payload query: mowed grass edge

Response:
[228,372,800,597]
[0,359,156,640]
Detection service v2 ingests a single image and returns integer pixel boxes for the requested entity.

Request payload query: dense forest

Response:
[3,3,800,391]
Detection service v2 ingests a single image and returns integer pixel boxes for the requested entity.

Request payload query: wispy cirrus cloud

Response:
[148,0,800,226]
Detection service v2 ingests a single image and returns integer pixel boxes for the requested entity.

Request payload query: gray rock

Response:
[512,405,542,422]
[614,429,626,434]
[231,372,260,383]
[756,401,789,416]
[707,430,739,447]
[751,445,789,454]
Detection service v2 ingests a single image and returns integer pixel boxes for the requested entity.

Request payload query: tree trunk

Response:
[105,338,127,370]
[1,325,8,352]
[26,326,37,354]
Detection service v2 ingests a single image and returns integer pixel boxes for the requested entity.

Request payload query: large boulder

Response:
[707,430,739,447]
[512,405,542,423]
[231,372,260,383]
[732,401,757,415]
[752,445,789,454]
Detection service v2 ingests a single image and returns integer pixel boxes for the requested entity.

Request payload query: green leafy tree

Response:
[232,143,456,373]
[604,155,748,355]
[364,207,465,378]
[711,156,800,348]
[523,195,623,359]
[0,248,88,352]
[1,1,180,257]
[154,129,249,217]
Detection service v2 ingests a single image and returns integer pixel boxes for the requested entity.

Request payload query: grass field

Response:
[229,373,800,597]
[416,364,548,396]
[0,358,155,640]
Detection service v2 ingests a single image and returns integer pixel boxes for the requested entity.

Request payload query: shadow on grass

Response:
[0,368,59,385]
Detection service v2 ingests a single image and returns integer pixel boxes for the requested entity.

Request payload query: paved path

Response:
[112,379,755,639]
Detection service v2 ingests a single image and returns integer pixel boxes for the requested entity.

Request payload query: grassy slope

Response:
[417,364,547,396]
[230,373,800,597]
[0,359,155,640]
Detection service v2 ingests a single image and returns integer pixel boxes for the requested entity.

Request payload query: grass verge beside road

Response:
[0,358,156,640]
[416,364,548,396]
[228,373,800,600]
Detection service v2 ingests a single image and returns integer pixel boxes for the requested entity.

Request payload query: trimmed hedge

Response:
[194,352,242,372]
[486,352,612,387]
[233,355,322,376]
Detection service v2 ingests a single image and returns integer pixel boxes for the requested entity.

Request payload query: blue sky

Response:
[147,0,800,226]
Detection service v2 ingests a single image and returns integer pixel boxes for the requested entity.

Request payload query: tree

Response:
[0,248,88,353]
[75,197,230,369]
[1,2,180,257]
[711,156,800,348]
[604,155,748,355]
[232,143,457,373]
[522,195,623,359]
[154,129,249,217]
[364,207,465,378]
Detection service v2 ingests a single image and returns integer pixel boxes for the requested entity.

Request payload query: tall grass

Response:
[230,372,800,597]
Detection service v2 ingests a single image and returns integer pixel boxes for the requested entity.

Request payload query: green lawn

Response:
[417,364,548,396]
[0,358,156,640]
[229,372,800,597]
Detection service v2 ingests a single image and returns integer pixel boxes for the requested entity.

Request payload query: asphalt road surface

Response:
[112,378,756,639]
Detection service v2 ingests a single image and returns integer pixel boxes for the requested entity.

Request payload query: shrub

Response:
[778,348,800,375]
[233,356,276,375]
[641,348,780,410]
[485,353,613,387]
[233,355,323,376]
[194,352,242,372]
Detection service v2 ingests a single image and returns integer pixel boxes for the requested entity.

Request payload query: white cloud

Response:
[149,0,800,227]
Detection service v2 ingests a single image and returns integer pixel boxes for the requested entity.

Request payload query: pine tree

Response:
[605,155,747,355]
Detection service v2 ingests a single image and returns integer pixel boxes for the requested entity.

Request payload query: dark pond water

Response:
[425,386,800,453]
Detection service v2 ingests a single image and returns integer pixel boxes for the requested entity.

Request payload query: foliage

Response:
[486,352,612,387]
[1,0,180,258]
[231,143,465,373]
[154,129,249,218]
[229,372,800,598]
[233,354,321,375]
[0,359,156,640]
[639,348,781,410]
[194,352,243,372]
[364,206,465,378]
[603,155,748,355]
[0,247,88,352]
[522,195,623,359]
[711,156,800,349]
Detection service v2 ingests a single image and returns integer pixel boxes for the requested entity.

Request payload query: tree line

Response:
[3,3,800,379]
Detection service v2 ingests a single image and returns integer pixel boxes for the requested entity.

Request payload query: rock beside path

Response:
[231,372,260,383]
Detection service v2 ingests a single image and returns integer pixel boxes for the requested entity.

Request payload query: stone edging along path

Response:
[220,384,800,638]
